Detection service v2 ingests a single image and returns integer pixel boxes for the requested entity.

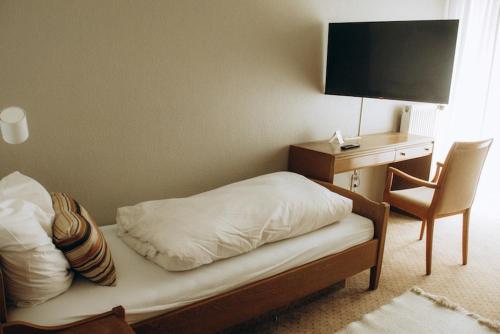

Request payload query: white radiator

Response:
[400,105,437,137]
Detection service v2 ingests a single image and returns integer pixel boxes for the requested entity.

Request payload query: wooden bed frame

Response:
[0,181,389,334]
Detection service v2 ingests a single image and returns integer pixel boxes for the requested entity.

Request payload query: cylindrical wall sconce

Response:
[0,107,29,144]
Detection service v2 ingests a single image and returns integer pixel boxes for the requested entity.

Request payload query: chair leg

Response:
[426,218,435,275]
[419,220,426,240]
[463,208,470,265]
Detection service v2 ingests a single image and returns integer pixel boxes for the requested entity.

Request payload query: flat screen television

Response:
[325,20,459,104]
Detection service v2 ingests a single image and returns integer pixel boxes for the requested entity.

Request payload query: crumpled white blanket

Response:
[116,172,352,271]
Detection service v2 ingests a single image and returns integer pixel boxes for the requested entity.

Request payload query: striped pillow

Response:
[51,192,116,286]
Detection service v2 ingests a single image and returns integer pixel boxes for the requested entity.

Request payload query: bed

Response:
[0,181,389,334]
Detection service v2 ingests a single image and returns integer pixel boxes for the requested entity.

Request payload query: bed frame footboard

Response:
[313,180,390,290]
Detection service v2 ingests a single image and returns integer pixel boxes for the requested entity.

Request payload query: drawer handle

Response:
[400,152,406,156]
[425,148,430,151]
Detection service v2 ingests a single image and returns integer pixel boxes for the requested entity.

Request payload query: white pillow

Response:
[0,199,73,307]
[0,171,54,236]
[117,172,352,271]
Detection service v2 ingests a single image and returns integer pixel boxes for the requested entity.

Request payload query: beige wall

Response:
[0,0,445,224]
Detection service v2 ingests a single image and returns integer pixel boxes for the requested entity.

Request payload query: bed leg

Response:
[336,279,346,289]
[369,266,381,290]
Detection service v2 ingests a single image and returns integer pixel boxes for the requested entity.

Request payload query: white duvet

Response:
[116,172,352,271]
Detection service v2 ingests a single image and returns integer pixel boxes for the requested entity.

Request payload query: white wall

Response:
[0,0,446,223]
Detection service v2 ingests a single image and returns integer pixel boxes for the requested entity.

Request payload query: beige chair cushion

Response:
[389,187,435,209]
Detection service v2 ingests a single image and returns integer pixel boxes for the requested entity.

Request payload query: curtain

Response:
[437,0,500,214]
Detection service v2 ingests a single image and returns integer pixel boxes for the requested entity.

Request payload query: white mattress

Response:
[8,213,374,326]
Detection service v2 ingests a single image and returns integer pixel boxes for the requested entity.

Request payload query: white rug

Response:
[336,287,500,334]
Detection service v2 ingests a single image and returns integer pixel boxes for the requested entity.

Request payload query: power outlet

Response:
[350,170,361,191]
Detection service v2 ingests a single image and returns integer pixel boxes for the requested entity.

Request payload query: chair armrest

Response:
[387,167,438,189]
[431,162,444,183]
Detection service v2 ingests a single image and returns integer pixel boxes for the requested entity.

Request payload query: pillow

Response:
[117,172,353,271]
[51,192,116,286]
[0,199,73,307]
[0,171,55,236]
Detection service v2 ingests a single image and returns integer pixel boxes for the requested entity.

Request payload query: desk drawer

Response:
[334,151,396,173]
[395,144,433,161]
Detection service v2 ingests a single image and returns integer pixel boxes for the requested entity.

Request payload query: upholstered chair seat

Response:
[389,187,434,210]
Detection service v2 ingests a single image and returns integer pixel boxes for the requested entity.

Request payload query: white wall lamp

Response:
[0,107,29,144]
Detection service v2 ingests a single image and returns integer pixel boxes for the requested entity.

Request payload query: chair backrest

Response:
[432,139,493,215]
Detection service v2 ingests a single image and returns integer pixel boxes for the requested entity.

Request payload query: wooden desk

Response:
[288,132,434,190]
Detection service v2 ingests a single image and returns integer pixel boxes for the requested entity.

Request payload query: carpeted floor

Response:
[226,209,500,333]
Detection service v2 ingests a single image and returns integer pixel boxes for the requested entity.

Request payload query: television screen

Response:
[325,20,459,104]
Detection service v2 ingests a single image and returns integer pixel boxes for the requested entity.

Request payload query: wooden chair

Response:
[383,139,493,275]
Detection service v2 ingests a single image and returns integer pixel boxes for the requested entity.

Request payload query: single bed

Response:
[0,181,389,334]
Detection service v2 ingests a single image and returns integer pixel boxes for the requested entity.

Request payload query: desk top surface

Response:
[291,132,434,157]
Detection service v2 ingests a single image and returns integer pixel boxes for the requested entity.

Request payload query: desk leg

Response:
[388,154,432,191]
